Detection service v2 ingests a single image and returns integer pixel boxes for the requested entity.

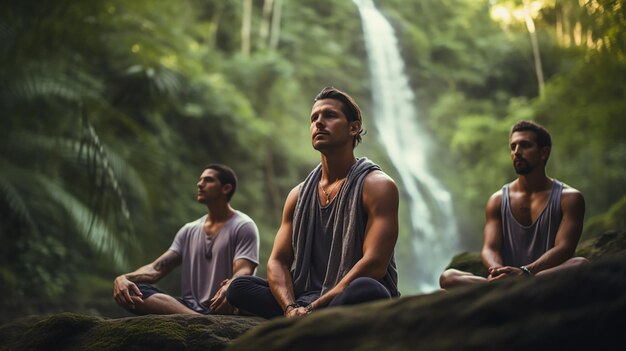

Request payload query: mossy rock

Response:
[576,230,626,261]
[0,313,264,351]
[2,231,624,351]
[228,255,626,351]
[445,251,488,277]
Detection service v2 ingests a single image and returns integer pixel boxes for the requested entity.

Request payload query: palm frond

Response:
[0,60,104,107]
[0,168,39,236]
[79,118,133,222]
[3,130,147,208]
[37,175,130,268]
[124,64,183,96]
[1,127,139,266]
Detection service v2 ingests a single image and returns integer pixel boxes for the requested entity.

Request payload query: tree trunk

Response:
[269,0,283,49]
[241,0,252,55]
[208,3,224,48]
[556,7,563,45]
[260,0,274,46]
[523,0,545,96]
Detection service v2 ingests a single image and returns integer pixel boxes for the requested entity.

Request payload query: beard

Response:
[513,159,533,175]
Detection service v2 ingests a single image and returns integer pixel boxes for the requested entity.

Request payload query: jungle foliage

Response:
[1,0,624,321]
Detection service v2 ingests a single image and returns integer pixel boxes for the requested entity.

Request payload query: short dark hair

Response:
[510,120,552,149]
[205,163,237,201]
[314,86,364,148]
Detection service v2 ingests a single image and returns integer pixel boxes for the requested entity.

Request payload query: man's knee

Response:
[135,283,162,300]
[439,269,461,289]
[439,268,486,289]
[349,276,387,290]
[338,277,390,305]
[536,256,590,277]
[226,276,254,306]
[114,283,156,314]
[567,256,590,266]
[226,276,281,318]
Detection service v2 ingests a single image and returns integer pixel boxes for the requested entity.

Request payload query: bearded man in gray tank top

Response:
[439,121,588,289]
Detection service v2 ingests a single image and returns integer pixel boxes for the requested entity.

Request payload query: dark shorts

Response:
[136,283,211,314]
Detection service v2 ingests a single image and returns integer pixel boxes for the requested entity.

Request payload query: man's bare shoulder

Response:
[561,182,583,195]
[560,183,585,209]
[289,182,304,196]
[363,170,398,204]
[281,182,304,219]
[489,189,503,200]
[485,189,503,213]
[364,170,397,189]
[361,170,399,222]
[488,189,503,203]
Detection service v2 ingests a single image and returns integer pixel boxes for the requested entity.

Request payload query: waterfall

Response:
[354,0,459,293]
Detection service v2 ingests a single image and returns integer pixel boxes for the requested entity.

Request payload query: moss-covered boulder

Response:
[1,231,623,351]
[0,313,264,351]
[225,231,626,351]
[228,255,625,351]
[444,251,487,276]
[576,230,626,260]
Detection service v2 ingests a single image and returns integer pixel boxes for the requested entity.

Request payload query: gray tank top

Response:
[501,180,563,267]
[309,197,337,291]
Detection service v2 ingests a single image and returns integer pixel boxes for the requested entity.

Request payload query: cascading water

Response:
[354,0,459,293]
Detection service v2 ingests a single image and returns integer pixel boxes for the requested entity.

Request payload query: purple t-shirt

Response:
[169,210,259,312]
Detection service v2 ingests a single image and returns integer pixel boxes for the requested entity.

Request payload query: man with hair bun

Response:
[228,87,400,318]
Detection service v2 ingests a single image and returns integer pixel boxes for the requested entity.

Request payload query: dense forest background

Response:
[1,0,624,322]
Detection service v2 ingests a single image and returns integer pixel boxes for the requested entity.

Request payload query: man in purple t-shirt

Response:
[113,164,259,315]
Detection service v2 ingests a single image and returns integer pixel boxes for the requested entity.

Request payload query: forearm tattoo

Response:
[154,255,177,272]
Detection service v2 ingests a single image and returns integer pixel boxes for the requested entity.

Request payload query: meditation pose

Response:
[227,87,400,318]
[113,164,259,315]
[440,121,588,289]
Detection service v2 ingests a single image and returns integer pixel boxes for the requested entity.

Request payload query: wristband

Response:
[305,304,314,314]
[520,265,533,276]
[284,303,299,315]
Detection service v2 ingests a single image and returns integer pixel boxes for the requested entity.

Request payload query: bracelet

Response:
[520,265,533,276]
[305,304,314,314]
[284,303,299,315]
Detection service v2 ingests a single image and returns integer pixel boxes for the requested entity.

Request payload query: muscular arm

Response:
[231,258,257,279]
[481,192,504,278]
[267,185,299,316]
[525,189,585,274]
[113,250,182,308]
[310,171,399,310]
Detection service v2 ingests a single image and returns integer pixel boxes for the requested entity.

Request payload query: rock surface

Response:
[1,231,624,351]
[0,313,264,351]
[228,255,625,351]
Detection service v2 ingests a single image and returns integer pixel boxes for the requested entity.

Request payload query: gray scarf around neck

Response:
[291,157,399,296]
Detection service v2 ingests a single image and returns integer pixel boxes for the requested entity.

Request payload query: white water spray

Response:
[354,0,459,292]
